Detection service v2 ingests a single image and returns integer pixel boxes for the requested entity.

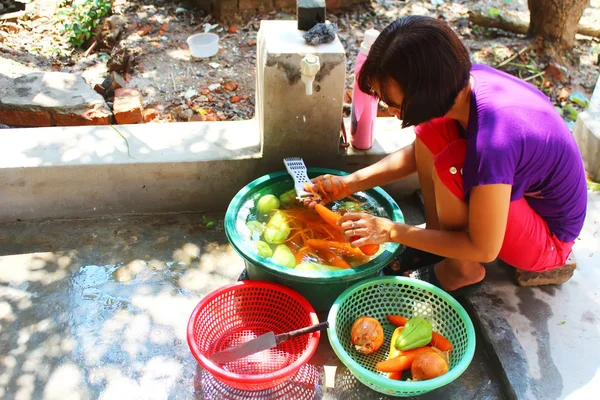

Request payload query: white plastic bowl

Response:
[187,33,219,59]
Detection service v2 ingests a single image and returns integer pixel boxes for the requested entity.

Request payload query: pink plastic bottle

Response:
[350,29,380,150]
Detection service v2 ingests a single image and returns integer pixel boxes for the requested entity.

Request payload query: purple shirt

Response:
[462,64,587,242]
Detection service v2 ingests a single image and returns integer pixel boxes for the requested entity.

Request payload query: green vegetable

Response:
[271,245,296,268]
[394,317,433,351]
[295,262,343,273]
[263,212,290,244]
[279,189,297,207]
[253,241,273,258]
[246,221,265,234]
[264,227,288,244]
[256,194,280,214]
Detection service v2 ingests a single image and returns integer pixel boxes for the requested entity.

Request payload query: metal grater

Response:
[283,157,314,201]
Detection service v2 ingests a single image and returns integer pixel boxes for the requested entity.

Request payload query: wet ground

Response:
[0,211,505,399]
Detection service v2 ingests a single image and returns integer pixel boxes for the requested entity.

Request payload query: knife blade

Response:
[210,321,329,364]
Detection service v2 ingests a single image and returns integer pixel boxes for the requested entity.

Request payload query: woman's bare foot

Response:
[404,259,485,291]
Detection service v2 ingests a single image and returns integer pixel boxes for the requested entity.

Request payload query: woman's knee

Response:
[432,167,469,230]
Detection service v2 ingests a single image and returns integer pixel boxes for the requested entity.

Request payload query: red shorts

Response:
[415,117,573,272]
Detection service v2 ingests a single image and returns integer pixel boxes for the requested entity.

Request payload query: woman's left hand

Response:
[338,212,396,247]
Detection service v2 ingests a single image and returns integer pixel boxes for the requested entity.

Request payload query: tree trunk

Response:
[527,0,589,51]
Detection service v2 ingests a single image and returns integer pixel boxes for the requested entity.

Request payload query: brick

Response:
[326,0,343,9]
[0,110,51,127]
[274,0,296,9]
[114,88,143,124]
[239,0,273,12]
[515,255,576,286]
[53,109,111,126]
[143,108,158,122]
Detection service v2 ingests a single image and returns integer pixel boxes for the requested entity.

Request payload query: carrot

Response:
[430,331,453,352]
[351,237,380,256]
[314,205,381,256]
[314,204,342,231]
[387,315,409,327]
[305,239,364,258]
[314,248,352,269]
[376,346,434,373]
[295,247,312,264]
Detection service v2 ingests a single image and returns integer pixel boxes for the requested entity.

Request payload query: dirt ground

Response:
[0,0,599,125]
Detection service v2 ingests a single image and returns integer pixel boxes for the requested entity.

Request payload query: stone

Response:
[100,71,126,97]
[574,111,600,182]
[231,96,241,103]
[172,105,193,121]
[515,255,576,286]
[113,88,143,124]
[0,72,111,127]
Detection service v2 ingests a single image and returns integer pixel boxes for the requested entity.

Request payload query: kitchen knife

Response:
[210,321,329,364]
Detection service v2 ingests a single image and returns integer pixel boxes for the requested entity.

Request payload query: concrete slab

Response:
[0,118,420,222]
[0,120,262,168]
[574,111,600,182]
[0,72,111,116]
[467,192,600,400]
[0,212,503,399]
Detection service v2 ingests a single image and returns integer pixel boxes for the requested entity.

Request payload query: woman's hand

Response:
[304,174,357,208]
[338,212,396,247]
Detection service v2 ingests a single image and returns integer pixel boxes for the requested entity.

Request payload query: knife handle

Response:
[275,321,329,344]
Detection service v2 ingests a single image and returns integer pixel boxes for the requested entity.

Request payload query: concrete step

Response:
[465,192,600,400]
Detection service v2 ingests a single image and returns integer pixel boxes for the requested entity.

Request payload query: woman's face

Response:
[371,78,404,120]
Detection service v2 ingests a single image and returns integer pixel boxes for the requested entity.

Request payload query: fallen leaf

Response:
[228,26,238,33]
[557,87,570,102]
[558,321,566,325]
[223,81,238,92]
[137,26,151,37]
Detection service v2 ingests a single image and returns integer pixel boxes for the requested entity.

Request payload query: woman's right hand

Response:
[304,174,357,208]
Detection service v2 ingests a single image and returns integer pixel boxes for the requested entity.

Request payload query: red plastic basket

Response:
[187,280,321,391]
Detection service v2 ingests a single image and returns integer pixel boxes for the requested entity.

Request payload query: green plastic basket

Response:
[327,276,476,397]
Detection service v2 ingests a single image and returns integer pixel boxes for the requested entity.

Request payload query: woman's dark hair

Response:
[358,16,471,128]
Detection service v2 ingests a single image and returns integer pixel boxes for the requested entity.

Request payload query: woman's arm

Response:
[342,184,512,263]
[389,184,511,262]
[349,141,417,192]
[306,141,417,207]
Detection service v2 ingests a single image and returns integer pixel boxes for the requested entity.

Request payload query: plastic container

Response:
[589,74,600,119]
[328,276,476,397]
[187,280,321,391]
[350,29,380,150]
[224,168,403,313]
[187,33,219,58]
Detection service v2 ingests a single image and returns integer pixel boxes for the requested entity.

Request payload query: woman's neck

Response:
[446,76,473,129]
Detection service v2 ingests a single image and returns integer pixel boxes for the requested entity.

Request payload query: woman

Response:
[308,16,588,296]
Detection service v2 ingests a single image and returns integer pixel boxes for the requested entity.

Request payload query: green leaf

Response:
[488,7,501,17]
[558,321,566,325]
[588,180,600,191]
